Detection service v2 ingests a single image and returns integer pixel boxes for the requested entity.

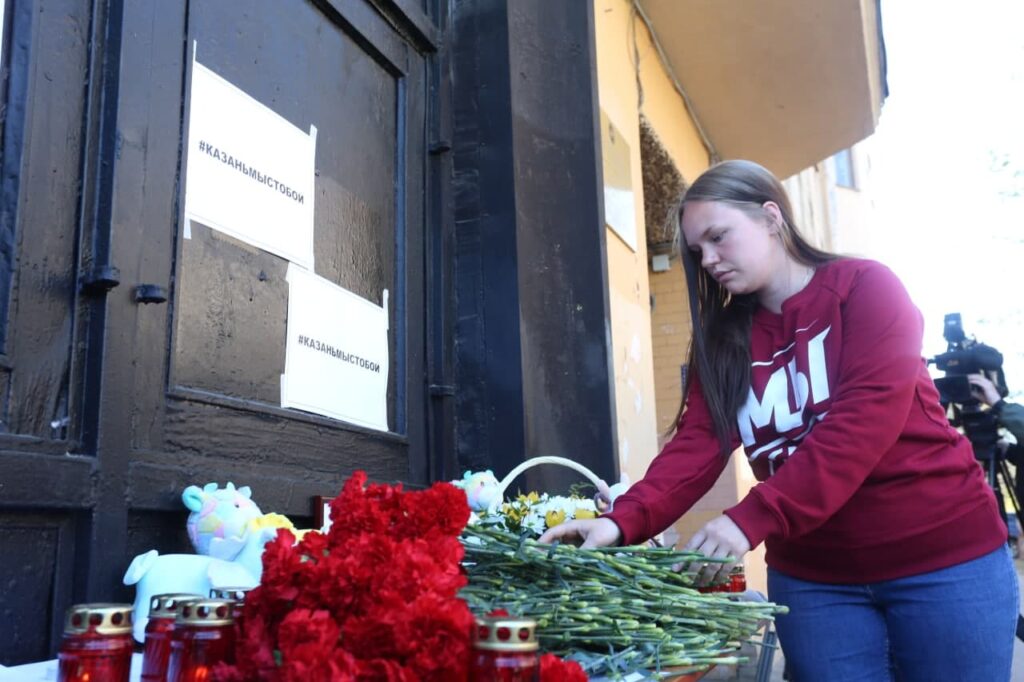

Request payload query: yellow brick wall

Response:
[650,262,690,437]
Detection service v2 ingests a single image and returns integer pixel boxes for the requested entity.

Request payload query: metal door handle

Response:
[134,284,168,304]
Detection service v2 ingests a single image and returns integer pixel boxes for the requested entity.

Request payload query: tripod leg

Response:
[998,460,1022,518]
[996,461,1022,559]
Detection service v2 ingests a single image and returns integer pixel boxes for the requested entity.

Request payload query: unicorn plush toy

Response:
[123,482,279,642]
[184,482,264,559]
[452,470,501,512]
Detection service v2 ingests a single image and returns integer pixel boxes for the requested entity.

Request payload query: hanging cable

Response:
[630,0,720,165]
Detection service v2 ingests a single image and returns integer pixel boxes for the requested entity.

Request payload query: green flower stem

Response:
[460,525,785,677]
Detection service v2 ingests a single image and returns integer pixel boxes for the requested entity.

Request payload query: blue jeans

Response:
[767,546,1019,681]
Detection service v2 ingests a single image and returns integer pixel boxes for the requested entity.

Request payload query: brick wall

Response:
[650,259,691,435]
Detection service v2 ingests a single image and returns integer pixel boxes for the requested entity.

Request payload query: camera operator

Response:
[969,374,1024,438]
[968,373,1024,557]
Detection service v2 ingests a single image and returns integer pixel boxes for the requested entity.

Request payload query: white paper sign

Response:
[600,110,638,252]
[281,264,390,432]
[184,48,316,269]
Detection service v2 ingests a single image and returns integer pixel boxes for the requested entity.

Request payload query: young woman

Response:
[540,160,1018,680]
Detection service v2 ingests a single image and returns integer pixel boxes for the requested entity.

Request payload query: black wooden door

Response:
[0,0,449,663]
[0,0,97,664]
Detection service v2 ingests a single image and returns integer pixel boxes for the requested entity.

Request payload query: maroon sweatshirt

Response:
[606,258,1005,583]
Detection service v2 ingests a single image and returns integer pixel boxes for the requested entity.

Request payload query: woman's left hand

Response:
[681,515,751,586]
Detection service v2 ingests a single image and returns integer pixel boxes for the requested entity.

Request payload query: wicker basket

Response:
[492,455,606,506]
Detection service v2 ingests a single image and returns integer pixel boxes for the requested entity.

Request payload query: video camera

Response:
[929,313,1007,460]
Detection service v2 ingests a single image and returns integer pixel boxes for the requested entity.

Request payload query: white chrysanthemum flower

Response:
[522,511,546,535]
[573,498,598,515]
[543,496,579,518]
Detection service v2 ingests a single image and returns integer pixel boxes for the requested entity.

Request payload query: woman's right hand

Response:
[537,517,622,549]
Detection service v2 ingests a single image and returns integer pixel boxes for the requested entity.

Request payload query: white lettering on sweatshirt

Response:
[738,325,831,461]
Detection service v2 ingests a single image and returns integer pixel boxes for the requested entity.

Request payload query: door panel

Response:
[0,0,92,663]
[173,0,404,428]
[173,225,291,404]
[107,0,432,522]
[0,0,444,663]
[0,0,88,445]
[0,512,77,665]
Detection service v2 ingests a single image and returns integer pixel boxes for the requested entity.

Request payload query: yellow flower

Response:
[574,508,597,520]
[545,509,567,528]
[517,492,540,504]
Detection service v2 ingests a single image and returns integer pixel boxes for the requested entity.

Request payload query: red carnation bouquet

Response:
[213,471,586,681]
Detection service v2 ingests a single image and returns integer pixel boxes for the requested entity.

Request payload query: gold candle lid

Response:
[209,586,250,602]
[63,603,134,636]
[149,594,201,619]
[473,615,538,652]
[176,598,235,627]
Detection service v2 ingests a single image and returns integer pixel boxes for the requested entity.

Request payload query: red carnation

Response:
[277,609,340,662]
[540,653,589,681]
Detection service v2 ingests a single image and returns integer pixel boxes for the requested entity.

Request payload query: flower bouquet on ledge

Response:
[213,471,586,681]
[452,456,632,540]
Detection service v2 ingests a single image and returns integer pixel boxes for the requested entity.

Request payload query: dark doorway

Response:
[0,0,445,663]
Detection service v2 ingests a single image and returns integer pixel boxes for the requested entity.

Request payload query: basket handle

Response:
[493,456,606,507]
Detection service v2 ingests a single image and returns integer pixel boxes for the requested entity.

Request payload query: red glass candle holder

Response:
[57,603,134,682]
[166,598,236,682]
[728,568,747,593]
[698,566,747,594]
[141,593,200,681]
[470,615,539,682]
